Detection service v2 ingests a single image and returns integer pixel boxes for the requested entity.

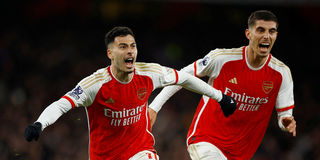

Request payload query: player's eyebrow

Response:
[256,26,265,31]
[118,43,129,46]
[256,26,277,33]
[119,42,136,45]
[269,28,277,32]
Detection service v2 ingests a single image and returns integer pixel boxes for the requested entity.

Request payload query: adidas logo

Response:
[105,98,114,104]
[228,77,238,84]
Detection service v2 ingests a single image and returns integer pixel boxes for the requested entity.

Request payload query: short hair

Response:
[248,10,278,28]
[105,26,135,49]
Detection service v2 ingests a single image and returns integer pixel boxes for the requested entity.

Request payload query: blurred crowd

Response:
[1,1,320,160]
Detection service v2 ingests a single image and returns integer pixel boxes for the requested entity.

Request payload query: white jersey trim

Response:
[85,108,91,160]
[109,65,133,84]
[186,96,210,146]
[268,56,294,109]
[244,46,270,71]
[145,104,156,146]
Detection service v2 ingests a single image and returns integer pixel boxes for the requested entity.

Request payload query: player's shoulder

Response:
[204,46,243,65]
[269,55,291,71]
[135,62,164,75]
[79,67,112,89]
[269,55,293,81]
[208,46,243,58]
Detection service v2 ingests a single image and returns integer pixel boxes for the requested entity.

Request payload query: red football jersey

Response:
[63,63,178,160]
[185,46,294,159]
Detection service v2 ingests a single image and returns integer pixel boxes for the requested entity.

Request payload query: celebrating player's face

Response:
[108,35,137,74]
[246,20,278,58]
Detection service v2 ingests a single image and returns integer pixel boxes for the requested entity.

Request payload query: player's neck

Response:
[246,47,268,68]
[111,66,134,83]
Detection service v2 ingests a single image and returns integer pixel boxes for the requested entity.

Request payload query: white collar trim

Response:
[109,66,133,84]
[245,46,269,71]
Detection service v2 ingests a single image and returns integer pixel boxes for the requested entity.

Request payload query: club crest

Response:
[137,88,148,100]
[262,81,273,94]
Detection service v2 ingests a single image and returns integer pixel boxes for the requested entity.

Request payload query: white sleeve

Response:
[36,98,72,130]
[149,85,182,112]
[149,53,219,113]
[64,84,94,108]
[193,49,226,78]
[150,70,223,113]
[148,61,199,112]
[176,71,222,101]
[63,69,109,108]
[275,65,294,110]
[275,66,294,131]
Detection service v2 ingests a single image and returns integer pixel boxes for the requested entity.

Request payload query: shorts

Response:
[129,150,159,160]
[187,142,227,160]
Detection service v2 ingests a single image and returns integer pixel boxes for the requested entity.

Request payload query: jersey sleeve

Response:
[148,61,223,112]
[36,98,72,130]
[63,84,92,108]
[275,65,295,131]
[35,68,109,130]
[148,54,213,112]
[135,63,179,90]
[191,51,216,78]
[275,66,294,112]
[62,68,110,108]
[191,49,242,78]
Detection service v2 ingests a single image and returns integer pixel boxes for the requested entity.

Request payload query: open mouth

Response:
[124,58,134,68]
[258,43,270,53]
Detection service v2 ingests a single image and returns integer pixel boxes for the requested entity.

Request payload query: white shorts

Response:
[129,150,159,160]
[187,142,227,160]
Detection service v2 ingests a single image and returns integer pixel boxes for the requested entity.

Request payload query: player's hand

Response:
[24,122,42,142]
[218,94,237,117]
[148,108,157,129]
[282,116,296,137]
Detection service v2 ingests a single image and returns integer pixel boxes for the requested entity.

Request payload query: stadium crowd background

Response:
[1,0,320,159]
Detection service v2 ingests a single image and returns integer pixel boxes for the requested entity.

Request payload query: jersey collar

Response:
[107,66,134,84]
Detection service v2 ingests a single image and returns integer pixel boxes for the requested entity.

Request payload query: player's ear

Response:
[245,29,251,40]
[107,49,113,60]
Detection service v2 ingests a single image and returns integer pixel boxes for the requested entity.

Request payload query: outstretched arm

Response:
[177,71,236,117]
[24,98,72,141]
[149,70,236,128]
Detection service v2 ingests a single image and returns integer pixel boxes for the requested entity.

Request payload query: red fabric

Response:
[62,96,75,109]
[86,67,155,160]
[187,47,286,159]
[276,105,295,112]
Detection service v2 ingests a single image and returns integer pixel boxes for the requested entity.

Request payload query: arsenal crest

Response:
[137,88,148,100]
[262,81,273,94]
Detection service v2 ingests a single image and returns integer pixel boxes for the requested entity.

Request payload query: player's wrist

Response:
[278,117,287,131]
[33,122,42,131]
[218,94,237,117]
[216,90,223,102]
